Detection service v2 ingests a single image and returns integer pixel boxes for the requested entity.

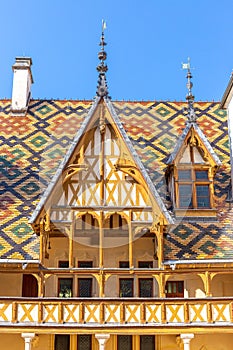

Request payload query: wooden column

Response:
[99,211,104,268]
[69,211,75,267]
[39,219,44,266]
[129,211,133,268]
[157,225,164,269]
[38,272,44,297]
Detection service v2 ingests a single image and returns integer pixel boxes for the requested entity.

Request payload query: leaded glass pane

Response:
[196,185,210,208]
[139,279,153,297]
[119,279,133,297]
[140,335,155,350]
[195,170,208,180]
[179,184,192,208]
[178,169,192,180]
[78,278,92,297]
[117,335,132,350]
[77,335,91,350]
[55,335,70,350]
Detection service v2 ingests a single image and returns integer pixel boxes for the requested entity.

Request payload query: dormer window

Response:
[178,168,211,209]
[166,125,221,217]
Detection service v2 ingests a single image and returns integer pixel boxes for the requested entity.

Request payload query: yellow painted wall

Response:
[0,274,21,296]
[0,334,50,350]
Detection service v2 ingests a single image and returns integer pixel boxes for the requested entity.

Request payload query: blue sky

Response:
[1,0,233,101]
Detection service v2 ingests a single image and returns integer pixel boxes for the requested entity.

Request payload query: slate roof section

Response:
[0,99,232,261]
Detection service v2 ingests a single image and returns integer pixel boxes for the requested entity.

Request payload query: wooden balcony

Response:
[0,297,232,330]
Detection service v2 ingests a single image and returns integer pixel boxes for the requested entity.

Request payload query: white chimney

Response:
[11,57,33,116]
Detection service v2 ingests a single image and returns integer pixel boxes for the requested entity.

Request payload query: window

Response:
[59,261,69,268]
[77,335,92,350]
[139,278,153,297]
[140,335,155,350]
[165,281,184,298]
[55,335,70,350]
[119,261,129,268]
[177,169,210,209]
[78,261,93,268]
[119,278,134,297]
[117,335,132,350]
[138,261,153,268]
[58,278,73,297]
[78,278,92,297]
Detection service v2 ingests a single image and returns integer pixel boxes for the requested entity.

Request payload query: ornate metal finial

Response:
[182,58,197,123]
[96,20,109,97]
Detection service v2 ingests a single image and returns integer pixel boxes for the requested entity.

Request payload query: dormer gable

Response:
[166,123,221,217]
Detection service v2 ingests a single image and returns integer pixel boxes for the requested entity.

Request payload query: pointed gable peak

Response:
[166,123,221,167]
[166,60,221,167]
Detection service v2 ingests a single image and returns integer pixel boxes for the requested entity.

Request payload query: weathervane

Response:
[182,57,197,123]
[96,20,109,97]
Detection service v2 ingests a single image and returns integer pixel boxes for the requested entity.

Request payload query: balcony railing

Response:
[0,297,232,328]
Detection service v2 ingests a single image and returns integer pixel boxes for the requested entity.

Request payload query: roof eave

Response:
[220,73,233,109]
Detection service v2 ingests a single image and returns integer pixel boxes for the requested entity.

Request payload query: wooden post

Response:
[129,211,133,268]
[99,211,104,268]
[157,224,164,269]
[39,219,44,266]
[69,211,75,268]
[38,272,44,297]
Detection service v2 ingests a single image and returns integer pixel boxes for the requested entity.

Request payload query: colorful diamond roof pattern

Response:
[0,99,232,261]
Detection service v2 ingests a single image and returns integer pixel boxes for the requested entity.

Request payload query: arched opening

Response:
[22,274,38,297]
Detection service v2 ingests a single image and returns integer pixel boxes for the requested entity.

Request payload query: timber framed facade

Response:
[1,33,233,350]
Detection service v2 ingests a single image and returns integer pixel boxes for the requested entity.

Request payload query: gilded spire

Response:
[182,58,197,123]
[96,20,109,97]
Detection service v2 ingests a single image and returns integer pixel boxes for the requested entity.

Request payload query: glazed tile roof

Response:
[0,99,232,261]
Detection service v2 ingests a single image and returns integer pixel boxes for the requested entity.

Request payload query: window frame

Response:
[140,335,155,350]
[77,278,93,297]
[77,334,92,350]
[119,278,134,297]
[165,281,184,298]
[58,278,73,298]
[117,335,132,350]
[54,335,70,350]
[176,166,212,209]
[138,278,153,297]
[138,261,153,269]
